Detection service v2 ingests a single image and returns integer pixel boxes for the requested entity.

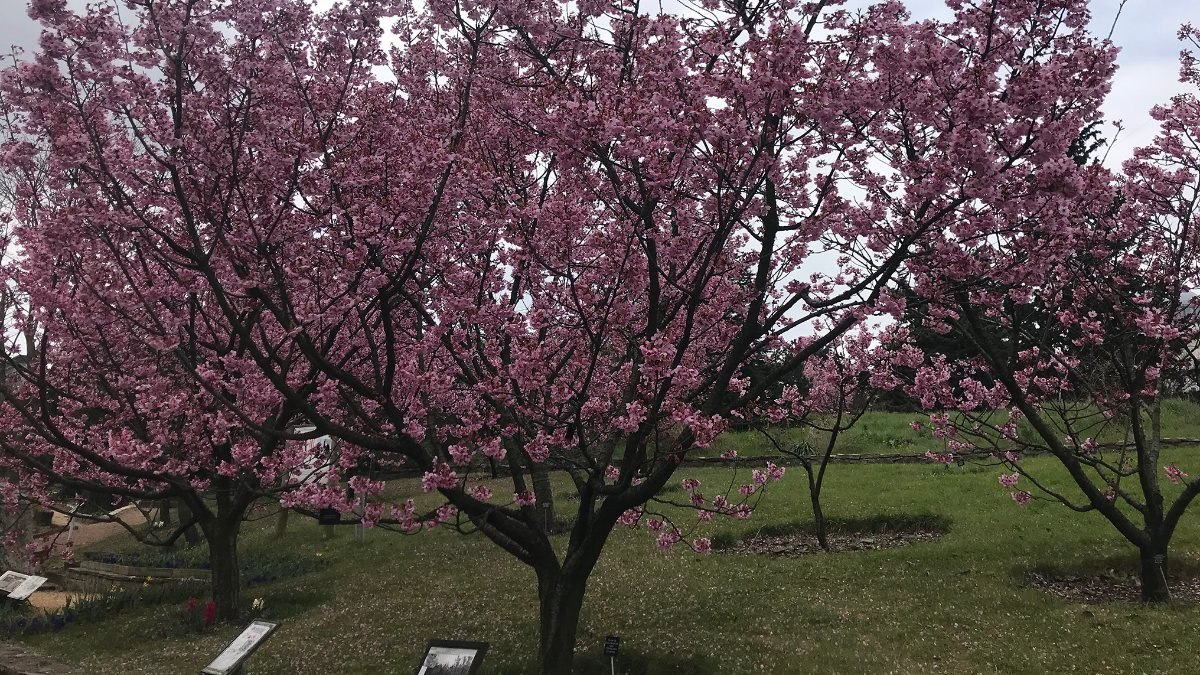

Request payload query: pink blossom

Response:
[435,504,458,524]
[348,476,384,496]
[766,462,785,481]
[680,478,701,492]
[925,451,955,465]
[448,444,473,464]
[655,530,680,550]
[998,423,1019,441]
[525,436,551,464]
[998,473,1019,489]
[391,499,416,520]
[1165,464,1188,485]
[614,401,647,433]
[468,485,493,501]
[688,414,728,448]
[421,461,459,493]
[1011,490,1032,505]
[696,509,714,522]
[616,509,642,528]
[361,501,385,529]
[480,438,507,461]
[752,469,768,486]
[692,538,712,554]
[513,491,537,507]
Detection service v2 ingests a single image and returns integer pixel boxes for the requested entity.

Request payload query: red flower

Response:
[203,599,217,625]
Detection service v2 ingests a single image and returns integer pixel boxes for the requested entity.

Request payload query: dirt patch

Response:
[26,592,75,613]
[719,528,943,555]
[1027,571,1200,603]
[33,505,148,557]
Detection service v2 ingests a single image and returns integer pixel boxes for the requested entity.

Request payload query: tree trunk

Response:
[1138,399,1170,603]
[800,460,830,551]
[273,508,289,539]
[536,571,588,675]
[812,403,843,552]
[204,519,242,622]
[1140,544,1170,602]
[531,465,557,533]
[811,486,829,551]
[177,501,203,546]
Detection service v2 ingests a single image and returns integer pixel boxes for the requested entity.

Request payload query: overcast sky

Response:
[0,0,1194,164]
[881,0,1198,164]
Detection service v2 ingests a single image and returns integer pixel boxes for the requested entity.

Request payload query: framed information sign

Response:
[0,572,47,600]
[415,639,489,675]
[201,620,279,675]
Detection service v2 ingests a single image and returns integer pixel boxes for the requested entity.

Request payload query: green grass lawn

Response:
[705,398,1200,459]
[21,451,1200,674]
[709,410,942,458]
[706,408,1005,459]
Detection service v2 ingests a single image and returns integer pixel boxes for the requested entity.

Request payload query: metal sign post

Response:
[603,635,620,675]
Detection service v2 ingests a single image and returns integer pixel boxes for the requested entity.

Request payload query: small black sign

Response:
[317,508,340,525]
[603,635,620,657]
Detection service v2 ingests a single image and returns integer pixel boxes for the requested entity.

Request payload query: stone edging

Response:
[0,642,74,675]
[76,560,208,581]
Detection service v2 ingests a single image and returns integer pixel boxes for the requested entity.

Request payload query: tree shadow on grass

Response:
[1020,554,1200,604]
[490,649,717,675]
[711,513,952,556]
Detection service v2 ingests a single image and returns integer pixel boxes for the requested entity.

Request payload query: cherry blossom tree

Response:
[0,0,1116,669]
[0,3,335,620]
[0,224,321,621]
[902,28,1200,603]
[758,328,889,550]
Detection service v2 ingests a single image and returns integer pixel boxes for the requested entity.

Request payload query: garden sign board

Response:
[201,620,278,675]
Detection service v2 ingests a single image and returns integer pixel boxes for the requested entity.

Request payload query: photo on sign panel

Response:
[415,640,488,675]
[0,572,27,595]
